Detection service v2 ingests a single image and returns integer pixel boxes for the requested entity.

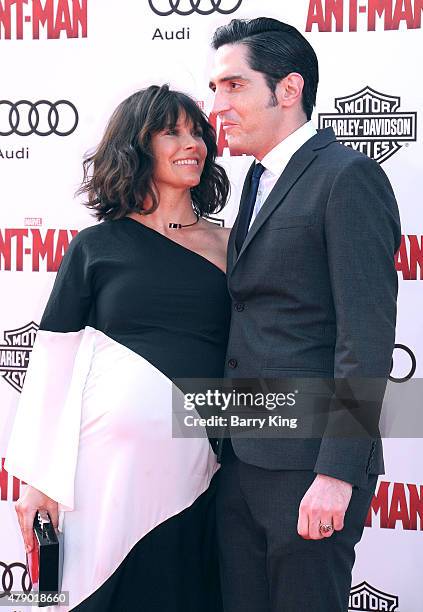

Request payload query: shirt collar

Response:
[258,121,317,177]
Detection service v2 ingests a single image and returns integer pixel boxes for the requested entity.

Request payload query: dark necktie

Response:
[235,162,266,253]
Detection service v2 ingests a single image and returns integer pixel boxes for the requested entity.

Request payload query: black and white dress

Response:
[6,217,231,611]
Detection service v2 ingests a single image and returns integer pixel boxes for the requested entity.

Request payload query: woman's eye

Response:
[165,128,177,135]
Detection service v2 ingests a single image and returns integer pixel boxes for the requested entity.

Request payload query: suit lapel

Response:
[229,128,337,276]
[238,149,317,259]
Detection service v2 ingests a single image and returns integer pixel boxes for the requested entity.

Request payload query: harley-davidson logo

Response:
[349,581,399,611]
[319,86,417,163]
[0,322,38,393]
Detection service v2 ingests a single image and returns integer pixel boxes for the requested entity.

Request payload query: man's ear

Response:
[276,73,304,109]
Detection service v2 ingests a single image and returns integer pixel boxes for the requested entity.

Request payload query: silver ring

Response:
[319,522,334,534]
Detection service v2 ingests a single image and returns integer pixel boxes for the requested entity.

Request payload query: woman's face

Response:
[150,112,208,191]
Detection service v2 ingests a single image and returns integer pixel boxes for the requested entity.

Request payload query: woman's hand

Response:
[15,486,59,553]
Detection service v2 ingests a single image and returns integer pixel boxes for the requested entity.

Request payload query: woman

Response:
[6,85,231,611]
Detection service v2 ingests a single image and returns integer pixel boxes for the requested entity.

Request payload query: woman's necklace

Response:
[169,212,200,229]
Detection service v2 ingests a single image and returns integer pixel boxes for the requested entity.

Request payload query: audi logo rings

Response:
[149,0,244,16]
[0,561,32,597]
[389,344,416,383]
[0,100,79,136]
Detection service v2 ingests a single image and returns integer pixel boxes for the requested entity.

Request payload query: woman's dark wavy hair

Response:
[77,85,230,221]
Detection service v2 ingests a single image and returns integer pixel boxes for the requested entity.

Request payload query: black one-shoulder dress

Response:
[6,217,231,611]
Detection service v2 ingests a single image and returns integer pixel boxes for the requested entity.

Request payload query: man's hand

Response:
[297,474,353,540]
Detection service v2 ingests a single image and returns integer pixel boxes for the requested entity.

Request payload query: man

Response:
[209,17,401,612]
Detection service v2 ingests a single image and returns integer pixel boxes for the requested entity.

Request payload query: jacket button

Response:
[234,303,245,312]
[228,358,238,369]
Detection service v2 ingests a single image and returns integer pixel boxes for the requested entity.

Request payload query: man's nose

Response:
[211,90,230,116]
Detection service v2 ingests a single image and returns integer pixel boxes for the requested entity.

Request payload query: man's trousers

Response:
[216,440,377,612]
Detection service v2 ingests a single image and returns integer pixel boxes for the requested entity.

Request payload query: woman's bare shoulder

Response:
[199,219,231,240]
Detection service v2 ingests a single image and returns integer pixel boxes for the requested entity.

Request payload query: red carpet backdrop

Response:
[0,1,422,610]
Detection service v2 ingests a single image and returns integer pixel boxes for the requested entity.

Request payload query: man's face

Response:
[209,43,284,160]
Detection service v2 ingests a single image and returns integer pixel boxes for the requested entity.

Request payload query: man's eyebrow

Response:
[208,75,249,89]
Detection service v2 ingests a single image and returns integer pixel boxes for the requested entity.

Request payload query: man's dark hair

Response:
[77,85,230,221]
[212,18,319,120]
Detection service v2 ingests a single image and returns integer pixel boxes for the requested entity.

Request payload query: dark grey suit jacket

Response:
[223,127,401,488]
